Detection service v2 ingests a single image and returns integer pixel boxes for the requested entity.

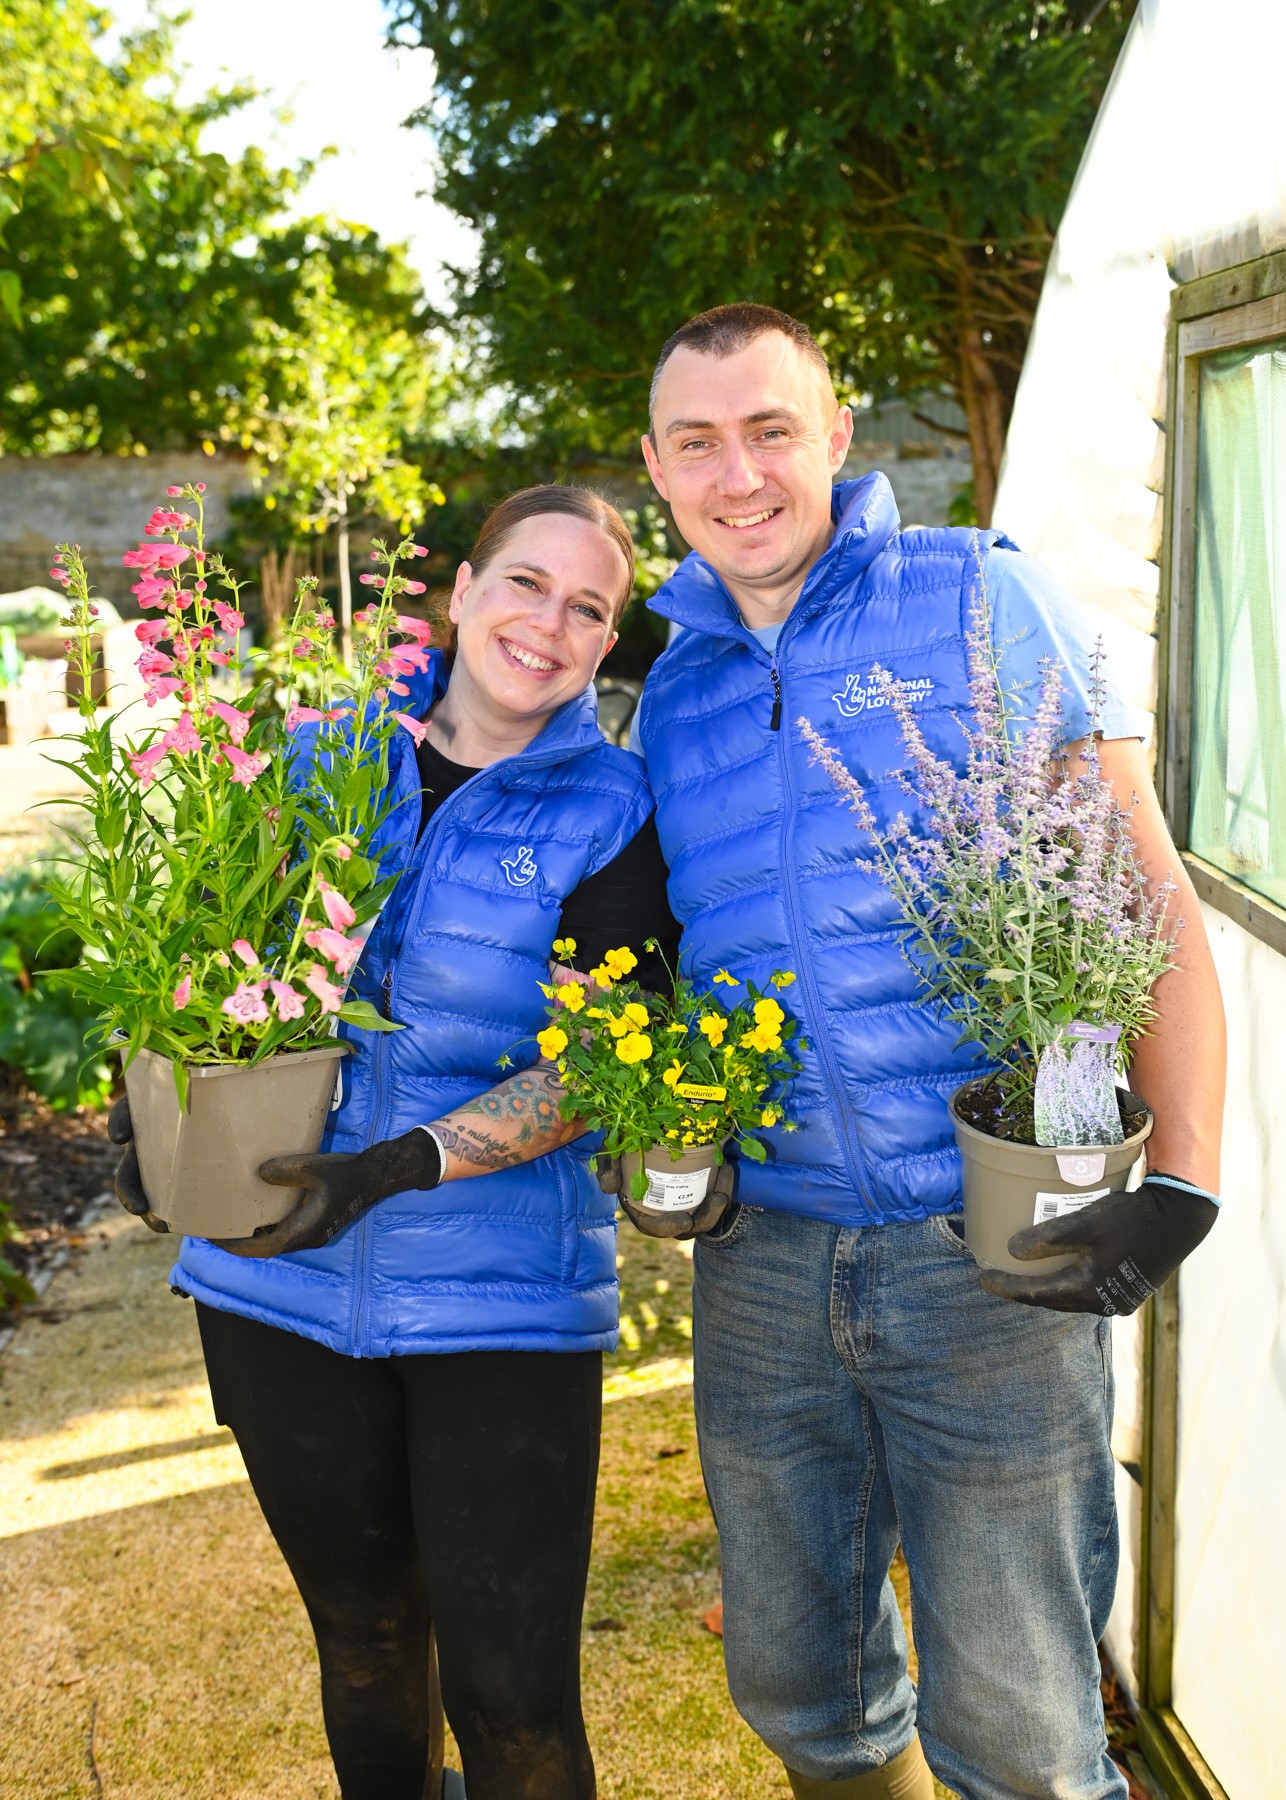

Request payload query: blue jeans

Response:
[692,1204,1126,1800]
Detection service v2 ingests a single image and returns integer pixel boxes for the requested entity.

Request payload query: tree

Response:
[230,246,449,660]
[390,0,1133,523]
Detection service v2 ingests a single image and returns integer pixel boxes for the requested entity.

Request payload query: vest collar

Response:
[647,471,902,642]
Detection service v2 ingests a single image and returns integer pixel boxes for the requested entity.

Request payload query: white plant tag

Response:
[1033,1187,1110,1226]
[638,1166,713,1213]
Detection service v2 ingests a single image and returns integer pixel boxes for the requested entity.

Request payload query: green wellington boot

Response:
[785,1734,935,1800]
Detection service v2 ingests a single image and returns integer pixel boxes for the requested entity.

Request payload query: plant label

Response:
[639,1166,713,1212]
[1033,1187,1110,1225]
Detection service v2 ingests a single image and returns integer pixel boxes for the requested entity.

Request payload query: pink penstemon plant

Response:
[798,538,1179,1135]
[44,483,435,1104]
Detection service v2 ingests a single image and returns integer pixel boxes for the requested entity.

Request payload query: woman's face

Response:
[447,513,625,730]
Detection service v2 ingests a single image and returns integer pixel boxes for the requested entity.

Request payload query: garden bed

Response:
[0,1072,118,1303]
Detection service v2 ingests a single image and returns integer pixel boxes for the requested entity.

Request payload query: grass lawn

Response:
[0,1212,951,1798]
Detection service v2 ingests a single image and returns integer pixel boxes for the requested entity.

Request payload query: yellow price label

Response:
[675,1082,727,1103]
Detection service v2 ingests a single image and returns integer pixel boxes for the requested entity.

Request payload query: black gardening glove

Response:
[214,1128,445,1258]
[107,1095,169,1234]
[597,1154,736,1241]
[978,1174,1219,1316]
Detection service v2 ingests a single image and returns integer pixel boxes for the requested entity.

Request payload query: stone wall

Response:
[0,452,252,614]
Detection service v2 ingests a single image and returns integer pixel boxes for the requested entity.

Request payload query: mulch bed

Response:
[0,1074,119,1302]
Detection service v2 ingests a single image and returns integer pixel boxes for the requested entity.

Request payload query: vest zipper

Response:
[769,662,782,731]
[771,655,876,1211]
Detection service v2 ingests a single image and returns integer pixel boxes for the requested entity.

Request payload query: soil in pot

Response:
[953,1079,1149,1146]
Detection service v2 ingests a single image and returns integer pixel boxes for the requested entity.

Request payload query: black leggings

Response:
[197,1303,602,1800]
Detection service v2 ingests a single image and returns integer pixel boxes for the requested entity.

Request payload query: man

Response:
[632,304,1225,1800]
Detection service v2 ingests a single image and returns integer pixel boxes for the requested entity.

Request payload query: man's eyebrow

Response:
[504,561,609,606]
[663,407,806,437]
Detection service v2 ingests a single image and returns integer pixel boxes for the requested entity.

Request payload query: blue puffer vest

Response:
[640,472,1014,1226]
[177,655,654,1356]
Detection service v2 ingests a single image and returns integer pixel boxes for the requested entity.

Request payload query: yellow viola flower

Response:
[588,964,613,989]
[666,1128,680,1139]
[761,1105,781,1128]
[615,1031,652,1064]
[771,970,797,989]
[712,969,739,986]
[603,945,638,978]
[666,1020,686,1034]
[622,1000,650,1028]
[698,1013,727,1046]
[750,1024,782,1053]
[753,997,785,1029]
[662,1061,684,1088]
[558,983,586,1014]
[537,1025,569,1058]
[607,1015,631,1038]
[585,1006,607,1019]
[551,936,577,959]
[681,1131,695,1145]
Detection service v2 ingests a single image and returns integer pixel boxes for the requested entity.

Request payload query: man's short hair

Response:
[648,302,838,433]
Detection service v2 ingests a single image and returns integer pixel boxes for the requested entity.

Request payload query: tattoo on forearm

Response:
[433,1068,580,1173]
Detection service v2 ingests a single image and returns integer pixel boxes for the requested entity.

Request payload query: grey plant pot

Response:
[621,1141,718,1215]
[123,1043,348,1239]
[948,1078,1154,1274]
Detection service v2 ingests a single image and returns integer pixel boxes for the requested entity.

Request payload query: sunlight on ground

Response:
[0,1211,948,1798]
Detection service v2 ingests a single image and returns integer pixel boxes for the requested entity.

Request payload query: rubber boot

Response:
[785,1734,935,1799]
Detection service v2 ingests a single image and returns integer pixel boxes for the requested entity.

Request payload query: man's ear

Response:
[641,433,670,501]
[828,404,854,474]
[448,561,472,624]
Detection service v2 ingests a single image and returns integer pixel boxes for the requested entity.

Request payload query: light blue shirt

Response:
[627,545,1144,758]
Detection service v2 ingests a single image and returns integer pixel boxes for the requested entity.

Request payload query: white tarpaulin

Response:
[995,4,1286,1795]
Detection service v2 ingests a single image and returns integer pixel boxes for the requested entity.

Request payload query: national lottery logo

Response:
[500,845,539,887]
[832,669,936,718]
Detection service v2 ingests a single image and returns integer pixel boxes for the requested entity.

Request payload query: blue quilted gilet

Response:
[640,473,1010,1226]
[177,655,654,1356]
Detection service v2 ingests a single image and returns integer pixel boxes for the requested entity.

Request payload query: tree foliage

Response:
[0,3,445,463]
[391,0,1133,521]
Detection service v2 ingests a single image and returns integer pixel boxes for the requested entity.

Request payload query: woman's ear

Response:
[448,561,473,624]
[595,631,619,671]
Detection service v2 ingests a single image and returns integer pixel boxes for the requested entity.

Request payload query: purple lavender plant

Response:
[799,537,1178,1132]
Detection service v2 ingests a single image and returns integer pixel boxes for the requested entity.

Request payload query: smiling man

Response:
[632,305,1225,1800]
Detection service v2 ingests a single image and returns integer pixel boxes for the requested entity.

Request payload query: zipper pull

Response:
[769,662,782,731]
[381,970,393,1019]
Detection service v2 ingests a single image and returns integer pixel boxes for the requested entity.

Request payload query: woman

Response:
[112,486,677,1800]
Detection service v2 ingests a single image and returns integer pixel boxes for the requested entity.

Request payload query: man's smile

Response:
[714,506,784,531]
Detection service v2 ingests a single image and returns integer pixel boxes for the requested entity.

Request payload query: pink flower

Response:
[167,485,184,497]
[161,712,201,755]
[263,806,281,828]
[137,649,174,680]
[318,880,357,931]
[145,509,191,535]
[314,609,336,630]
[221,981,270,1025]
[144,676,185,708]
[152,545,188,570]
[231,939,259,966]
[409,543,428,557]
[304,926,360,976]
[333,841,352,860]
[206,699,251,744]
[128,743,168,786]
[173,974,192,1009]
[207,651,232,666]
[135,619,169,646]
[133,577,172,608]
[122,545,163,570]
[213,600,245,634]
[270,980,306,1020]
[400,580,426,596]
[397,614,432,644]
[284,701,346,732]
[219,744,269,788]
[195,482,206,493]
[302,962,345,1014]
[394,711,429,747]
[389,644,430,677]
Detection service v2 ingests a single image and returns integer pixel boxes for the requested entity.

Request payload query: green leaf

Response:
[337,999,403,1033]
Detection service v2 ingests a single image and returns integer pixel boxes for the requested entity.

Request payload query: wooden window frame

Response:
[1137,249,1286,1800]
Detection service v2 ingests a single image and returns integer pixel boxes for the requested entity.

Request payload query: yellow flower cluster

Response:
[615,1031,652,1064]
[588,944,638,988]
[537,1025,568,1058]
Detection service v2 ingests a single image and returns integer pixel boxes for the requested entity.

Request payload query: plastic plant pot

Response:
[620,1141,719,1215]
[948,1078,1154,1274]
[123,1042,349,1239]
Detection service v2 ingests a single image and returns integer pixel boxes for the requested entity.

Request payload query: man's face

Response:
[641,333,853,619]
